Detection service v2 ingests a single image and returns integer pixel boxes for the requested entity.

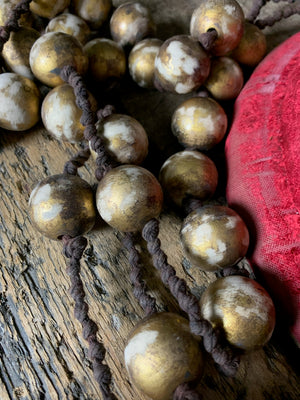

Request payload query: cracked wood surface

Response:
[1,1,300,399]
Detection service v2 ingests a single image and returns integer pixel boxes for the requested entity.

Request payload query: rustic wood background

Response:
[0,1,299,399]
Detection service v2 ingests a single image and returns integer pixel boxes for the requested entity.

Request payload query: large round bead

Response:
[204,56,244,100]
[29,174,96,240]
[45,13,91,45]
[171,97,227,150]
[30,0,70,19]
[90,114,148,164]
[110,2,155,48]
[2,27,40,80]
[190,0,244,56]
[41,83,97,143]
[72,0,112,30]
[96,165,163,232]
[84,38,126,85]
[128,38,162,88]
[159,150,218,208]
[124,312,204,400]
[154,35,210,94]
[200,276,276,350]
[29,32,88,87]
[180,205,249,272]
[0,73,40,131]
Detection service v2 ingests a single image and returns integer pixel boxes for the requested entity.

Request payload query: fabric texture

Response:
[225,32,300,344]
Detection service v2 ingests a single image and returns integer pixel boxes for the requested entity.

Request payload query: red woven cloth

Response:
[225,32,300,344]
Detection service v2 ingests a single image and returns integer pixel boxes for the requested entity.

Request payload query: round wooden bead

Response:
[159,150,218,208]
[45,13,91,45]
[30,0,70,19]
[110,2,156,48]
[180,205,249,272]
[29,174,96,240]
[124,312,204,400]
[2,27,40,80]
[200,275,276,350]
[96,165,163,232]
[154,35,210,94]
[41,83,97,143]
[128,38,162,88]
[0,73,40,131]
[29,32,88,87]
[171,97,227,150]
[72,0,112,30]
[90,114,148,164]
[205,56,244,100]
[190,0,244,56]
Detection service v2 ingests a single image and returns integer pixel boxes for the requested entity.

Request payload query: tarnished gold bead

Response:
[45,13,91,45]
[0,0,33,26]
[190,0,244,56]
[128,38,162,88]
[2,27,40,80]
[154,35,210,94]
[231,21,267,67]
[96,165,163,232]
[84,38,126,85]
[180,205,249,272]
[72,0,112,30]
[30,0,70,19]
[29,174,96,240]
[171,97,227,150]
[204,56,244,100]
[159,150,218,208]
[110,2,156,48]
[29,32,88,87]
[200,276,276,350]
[0,73,40,131]
[124,312,204,400]
[41,84,97,143]
[90,114,148,164]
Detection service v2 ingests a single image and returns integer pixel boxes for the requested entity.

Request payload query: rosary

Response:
[0,0,299,399]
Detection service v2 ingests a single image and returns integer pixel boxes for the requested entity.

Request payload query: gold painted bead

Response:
[84,38,126,85]
[124,312,204,400]
[180,205,249,272]
[72,0,112,30]
[190,0,244,56]
[154,35,210,94]
[204,56,244,100]
[41,84,97,143]
[29,174,96,240]
[200,275,276,350]
[90,114,148,164]
[29,32,88,87]
[110,2,156,48]
[231,22,267,67]
[159,150,218,208]
[96,165,163,232]
[0,0,33,26]
[30,0,70,19]
[171,97,227,150]
[0,73,40,131]
[128,38,162,88]
[45,13,91,45]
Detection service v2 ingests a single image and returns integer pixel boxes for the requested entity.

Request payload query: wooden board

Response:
[1,1,300,399]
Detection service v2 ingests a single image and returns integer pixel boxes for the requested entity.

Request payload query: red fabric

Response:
[225,32,300,343]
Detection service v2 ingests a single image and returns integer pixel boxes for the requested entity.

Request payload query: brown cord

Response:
[255,2,300,28]
[182,198,203,216]
[62,235,117,400]
[63,145,91,176]
[197,29,218,53]
[173,382,202,400]
[246,0,268,22]
[97,105,116,122]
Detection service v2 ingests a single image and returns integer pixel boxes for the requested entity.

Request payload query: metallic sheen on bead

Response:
[29,174,96,240]
[29,32,88,87]
[180,205,249,272]
[72,0,112,30]
[96,165,163,232]
[30,0,70,19]
[190,0,244,56]
[171,97,227,150]
[45,13,91,45]
[200,275,276,350]
[159,150,218,208]
[124,312,204,400]
[110,2,156,47]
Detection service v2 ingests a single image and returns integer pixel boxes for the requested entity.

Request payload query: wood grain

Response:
[1,1,300,399]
